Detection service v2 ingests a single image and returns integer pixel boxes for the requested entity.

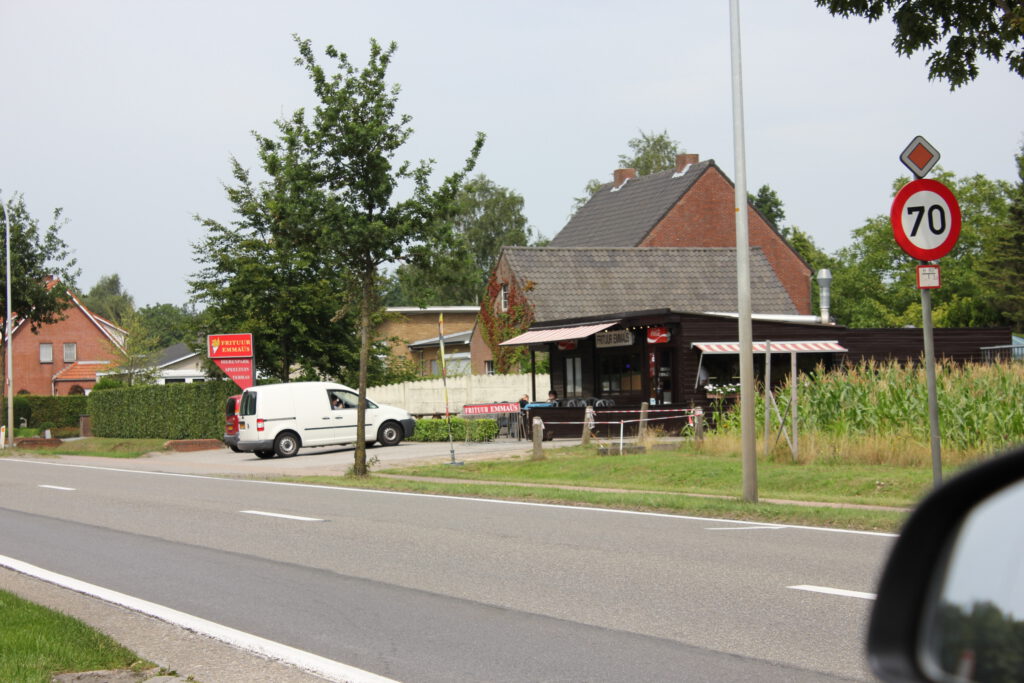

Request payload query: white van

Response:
[235,381,416,459]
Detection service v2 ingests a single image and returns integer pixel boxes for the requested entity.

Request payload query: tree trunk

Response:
[352,274,373,476]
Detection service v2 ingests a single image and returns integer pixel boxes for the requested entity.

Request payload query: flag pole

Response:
[438,314,462,465]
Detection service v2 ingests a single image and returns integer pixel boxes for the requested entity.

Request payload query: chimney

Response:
[612,168,637,189]
[675,153,699,173]
[816,268,833,324]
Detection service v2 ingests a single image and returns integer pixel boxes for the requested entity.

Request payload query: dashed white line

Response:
[789,584,876,600]
[38,485,76,491]
[240,510,324,522]
[0,554,396,683]
[705,525,785,531]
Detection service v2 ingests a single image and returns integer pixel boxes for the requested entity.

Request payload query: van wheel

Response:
[274,431,301,458]
[255,450,275,459]
[377,421,403,447]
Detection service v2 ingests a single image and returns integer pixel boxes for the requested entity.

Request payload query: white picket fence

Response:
[368,374,551,416]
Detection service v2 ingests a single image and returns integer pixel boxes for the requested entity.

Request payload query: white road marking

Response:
[789,584,876,600]
[38,485,76,491]
[0,554,398,683]
[240,510,324,522]
[705,525,785,531]
[0,458,898,538]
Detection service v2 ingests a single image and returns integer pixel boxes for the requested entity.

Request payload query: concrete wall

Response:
[369,374,551,415]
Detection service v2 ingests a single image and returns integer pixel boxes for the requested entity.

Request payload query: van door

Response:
[328,388,368,444]
[294,386,340,447]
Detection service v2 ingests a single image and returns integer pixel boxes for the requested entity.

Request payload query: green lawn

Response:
[8,438,169,458]
[0,589,153,682]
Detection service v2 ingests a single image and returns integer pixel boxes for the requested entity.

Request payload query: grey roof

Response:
[501,247,798,323]
[550,160,714,247]
[156,342,197,368]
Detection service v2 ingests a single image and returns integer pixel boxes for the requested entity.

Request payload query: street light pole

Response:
[2,197,13,447]
[730,0,757,502]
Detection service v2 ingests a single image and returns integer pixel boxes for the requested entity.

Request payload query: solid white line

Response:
[789,584,876,600]
[240,510,324,522]
[0,458,898,538]
[38,485,76,491]
[0,554,398,683]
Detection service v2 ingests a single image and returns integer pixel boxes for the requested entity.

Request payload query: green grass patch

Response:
[0,589,151,682]
[8,438,169,459]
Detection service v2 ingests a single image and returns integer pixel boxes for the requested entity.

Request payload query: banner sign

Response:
[208,333,254,390]
[208,333,254,359]
[595,329,634,348]
[463,403,521,415]
[646,326,670,344]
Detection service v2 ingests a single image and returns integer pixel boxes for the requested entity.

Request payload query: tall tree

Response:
[0,192,78,336]
[102,309,161,386]
[293,36,484,475]
[570,130,683,215]
[815,0,1024,88]
[82,274,134,325]
[978,142,1024,330]
[749,184,787,229]
[190,122,361,385]
[387,174,534,305]
[137,303,197,349]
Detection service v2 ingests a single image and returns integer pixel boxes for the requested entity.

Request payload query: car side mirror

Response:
[868,444,1024,682]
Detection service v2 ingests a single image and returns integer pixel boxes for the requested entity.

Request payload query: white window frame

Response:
[39,343,53,364]
[499,284,509,312]
[63,342,77,363]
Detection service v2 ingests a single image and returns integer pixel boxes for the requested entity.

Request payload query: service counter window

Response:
[599,352,642,395]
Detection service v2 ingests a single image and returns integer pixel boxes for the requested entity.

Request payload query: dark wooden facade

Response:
[523,309,1012,419]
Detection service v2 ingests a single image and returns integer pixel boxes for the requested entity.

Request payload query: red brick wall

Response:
[10,305,122,396]
[640,170,812,314]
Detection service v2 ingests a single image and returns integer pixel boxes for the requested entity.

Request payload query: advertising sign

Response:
[595,330,634,348]
[208,333,255,390]
[463,403,521,415]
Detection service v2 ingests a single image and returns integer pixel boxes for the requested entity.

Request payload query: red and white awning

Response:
[500,321,619,346]
[692,340,847,354]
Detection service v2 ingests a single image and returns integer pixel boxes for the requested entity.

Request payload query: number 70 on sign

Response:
[890,178,962,261]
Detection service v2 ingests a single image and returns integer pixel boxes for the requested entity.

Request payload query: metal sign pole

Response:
[921,286,942,485]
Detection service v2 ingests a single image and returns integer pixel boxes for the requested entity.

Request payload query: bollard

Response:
[639,402,649,441]
[582,406,594,446]
[531,416,546,460]
[695,410,704,445]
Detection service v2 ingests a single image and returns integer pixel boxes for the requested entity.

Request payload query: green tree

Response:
[570,130,683,215]
[749,184,787,229]
[190,116,361,384]
[0,192,78,335]
[387,174,534,305]
[102,309,161,386]
[137,303,197,349]
[293,36,483,475]
[815,0,1024,88]
[82,274,134,325]
[978,142,1024,330]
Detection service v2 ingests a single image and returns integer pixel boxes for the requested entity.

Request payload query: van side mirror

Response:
[868,444,1024,682]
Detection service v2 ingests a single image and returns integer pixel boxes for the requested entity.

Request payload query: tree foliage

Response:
[749,184,787,229]
[0,192,78,335]
[82,274,134,325]
[815,0,1024,88]
[101,308,161,386]
[137,303,197,349]
[978,142,1024,330]
[387,174,534,305]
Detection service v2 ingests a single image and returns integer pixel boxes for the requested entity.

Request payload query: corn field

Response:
[714,360,1024,465]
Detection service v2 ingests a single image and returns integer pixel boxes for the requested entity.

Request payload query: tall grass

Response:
[714,359,1024,466]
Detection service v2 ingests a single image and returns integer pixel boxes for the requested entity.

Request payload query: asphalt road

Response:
[0,450,892,682]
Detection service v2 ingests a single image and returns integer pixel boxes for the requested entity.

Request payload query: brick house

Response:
[9,291,126,395]
[377,307,494,376]
[549,153,811,314]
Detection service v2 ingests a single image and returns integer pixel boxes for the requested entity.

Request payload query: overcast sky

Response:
[2,1,1022,308]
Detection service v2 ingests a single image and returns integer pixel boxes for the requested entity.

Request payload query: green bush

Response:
[409,417,499,442]
[89,381,239,439]
[13,395,88,429]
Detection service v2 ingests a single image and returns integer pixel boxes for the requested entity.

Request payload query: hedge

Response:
[409,417,499,442]
[12,395,88,429]
[88,381,239,439]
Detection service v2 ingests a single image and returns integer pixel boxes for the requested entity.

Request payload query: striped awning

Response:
[500,321,619,346]
[692,340,847,354]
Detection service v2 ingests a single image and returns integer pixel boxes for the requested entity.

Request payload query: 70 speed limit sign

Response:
[890,178,961,261]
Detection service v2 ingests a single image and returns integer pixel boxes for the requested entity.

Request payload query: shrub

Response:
[89,381,239,439]
[409,417,499,442]
[14,395,88,429]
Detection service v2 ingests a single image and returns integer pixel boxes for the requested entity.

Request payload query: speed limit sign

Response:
[890,178,961,260]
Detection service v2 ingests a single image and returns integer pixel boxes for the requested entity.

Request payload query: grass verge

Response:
[0,589,153,682]
[8,438,169,458]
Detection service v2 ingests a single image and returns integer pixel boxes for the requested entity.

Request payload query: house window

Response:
[598,352,643,395]
[565,356,583,397]
[63,343,77,363]
[484,360,495,375]
[499,284,509,312]
[40,343,53,364]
